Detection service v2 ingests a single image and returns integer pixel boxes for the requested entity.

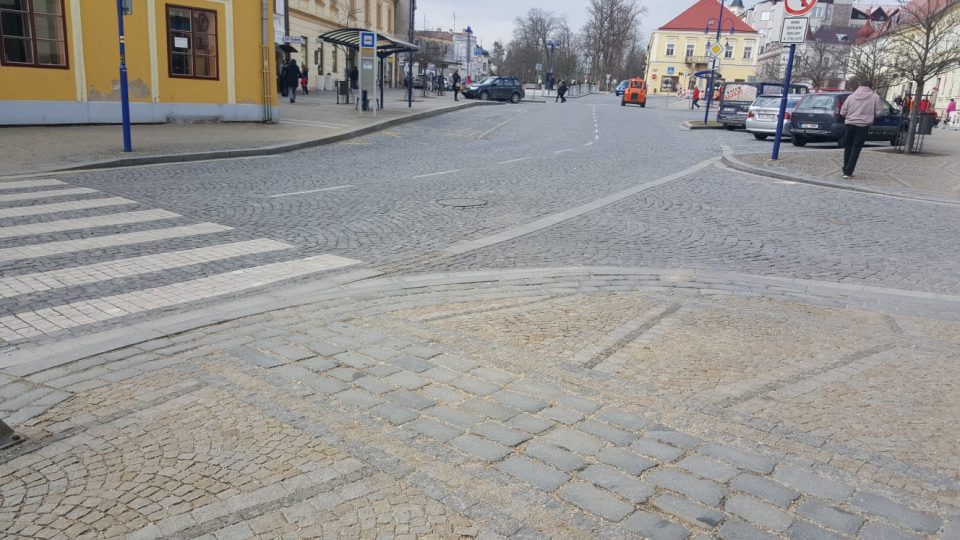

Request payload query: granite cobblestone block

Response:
[651,494,724,529]
[497,456,569,492]
[558,482,633,522]
[647,469,726,507]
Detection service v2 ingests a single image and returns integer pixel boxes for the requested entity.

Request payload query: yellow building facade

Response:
[644,0,759,94]
[0,0,277,125]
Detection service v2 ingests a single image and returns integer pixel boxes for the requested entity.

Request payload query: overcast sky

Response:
[415,0,763,48]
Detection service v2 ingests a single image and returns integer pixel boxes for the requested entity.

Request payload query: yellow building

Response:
[644,0,759,94]
[0,0,277,125]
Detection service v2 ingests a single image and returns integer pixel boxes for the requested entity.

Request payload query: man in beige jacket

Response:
[839,83,886,179]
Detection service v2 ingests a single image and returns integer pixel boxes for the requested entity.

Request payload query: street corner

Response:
[2,267,958,537]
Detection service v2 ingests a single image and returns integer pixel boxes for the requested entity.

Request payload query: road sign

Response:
[283,35,305,44]
[535,63,543,71]
[358,31,377,112]
[784,0,817,17]
[667,66,675,75]
[780,17,809,44]
[708,42,724,58]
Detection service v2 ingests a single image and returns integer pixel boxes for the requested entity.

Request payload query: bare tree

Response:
[503,8,560,82]
[623,42,646,77]
[755,53,783,82]
[581,0,647,88]
[848,28,896,92]
[796,39,848,90]
[887,0,960,151]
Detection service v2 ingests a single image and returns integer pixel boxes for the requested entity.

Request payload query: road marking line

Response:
[0,223,232,262]
[0,179,66,191]
[554,149,575,154]
[0,197,136,219]
[0,209,181,240]
[477,111,526,140]
[410,169,460,179]
[0,239,292,299]
[0,187,98,203]
[0,254,362,341]
[442,157,719,256]
[499,157,530,164]
[584,142,595,147]
[270,185,355,198]
[279,118,350,128]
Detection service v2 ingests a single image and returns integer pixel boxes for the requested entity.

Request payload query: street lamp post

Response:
[703,1,736,125]
[464,26,473,83]
[546,39,560,91]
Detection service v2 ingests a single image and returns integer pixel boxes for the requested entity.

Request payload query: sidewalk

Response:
[726,129,960,201]
[0,90,493,176]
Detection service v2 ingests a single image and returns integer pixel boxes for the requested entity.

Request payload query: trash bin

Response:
[336,80,350,104]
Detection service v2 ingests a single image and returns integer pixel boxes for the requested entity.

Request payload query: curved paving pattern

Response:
[2,269,958,538]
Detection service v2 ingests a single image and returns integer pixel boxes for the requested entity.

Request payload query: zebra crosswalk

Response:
[0,178,361,345]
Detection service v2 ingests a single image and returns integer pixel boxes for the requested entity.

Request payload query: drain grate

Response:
[437,198,487,209]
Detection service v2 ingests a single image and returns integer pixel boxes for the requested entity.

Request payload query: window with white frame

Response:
[743,42,754,60]
[724,43,734,58]
[665,40,675,56]
[685,43,695,58]
[760,11,771,21]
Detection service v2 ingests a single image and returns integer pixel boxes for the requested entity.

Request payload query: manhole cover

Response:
[437,198,487,209]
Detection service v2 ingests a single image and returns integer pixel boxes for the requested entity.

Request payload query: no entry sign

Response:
[784,0,817,16]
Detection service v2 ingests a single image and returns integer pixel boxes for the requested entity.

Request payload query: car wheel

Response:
[480,91,489,101]
[621,99,625,107]
[791,135,807,147]
[724,125,736,131]
[753,133,768,140]
[640,101,646,108]
[510,92,520,104]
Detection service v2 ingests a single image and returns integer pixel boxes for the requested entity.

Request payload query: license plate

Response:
[801,123,818,128]
[758,114,775,120]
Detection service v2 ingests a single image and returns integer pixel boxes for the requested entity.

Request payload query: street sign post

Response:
[115,0,132,152]
[772,14,810,160]
[359,31,377,113]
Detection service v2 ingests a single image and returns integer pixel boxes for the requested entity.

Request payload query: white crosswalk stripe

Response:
[0,209,181,240]
[0,255,361,341]
[0,223,232,262]
[0,179,66,191]
[0,187,98,203]
[0,239,293,299]
[0,197,136,219]
[0,179,363,344]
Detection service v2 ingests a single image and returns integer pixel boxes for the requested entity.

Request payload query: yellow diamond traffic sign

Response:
[709,42,724,57]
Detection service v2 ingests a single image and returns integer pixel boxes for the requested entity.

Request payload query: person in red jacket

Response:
[691,87,701,109]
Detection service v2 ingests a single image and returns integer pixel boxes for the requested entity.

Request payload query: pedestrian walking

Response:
[691,87,701,109]
[278,60,288,98]
[839,83,885,179]
[946,98,957,128]
[283,59,301,103]
[452,70,461,102]
[556,80,568,103]
[350,65,359,90]
[300,66,309,95]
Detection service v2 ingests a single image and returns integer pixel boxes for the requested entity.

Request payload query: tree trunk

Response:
[905,80,925,154]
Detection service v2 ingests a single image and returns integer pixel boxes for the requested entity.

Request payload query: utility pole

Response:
[116,0,132,152]
[408,0,416,108]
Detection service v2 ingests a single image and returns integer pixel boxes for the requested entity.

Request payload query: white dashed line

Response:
[499,157,530,164]
[270,185,355,198]
[410,169,460,179]
[555,149,575,154]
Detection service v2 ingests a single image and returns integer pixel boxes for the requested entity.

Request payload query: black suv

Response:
[790,93,906,147]
[462,77,525,103]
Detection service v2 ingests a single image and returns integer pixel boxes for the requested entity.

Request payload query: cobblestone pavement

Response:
[2,270,959,538]
[2,94,960,538]
[734,130,960,200]
[0,90,478,175]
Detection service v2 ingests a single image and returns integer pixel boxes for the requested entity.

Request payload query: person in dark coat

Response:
[556,80,568,103]
[300,66,309,94]
[350,65,359,90]
[283,59,301,103]
[451,70,461,101]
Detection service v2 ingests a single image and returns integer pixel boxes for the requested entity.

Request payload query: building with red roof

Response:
[644,0,760,94]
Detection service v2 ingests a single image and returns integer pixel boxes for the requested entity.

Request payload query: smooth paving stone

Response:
[796,499,864,534]
[630,437,684,462]
[497,456,569,492]
[450,434,511,462]
[578,464,654,503]
[327,367,364,382]
[460,398,521,421]
[772,466,853,504]
[450,376,501,396]
[541,427,605,455]
[228,346,286,368]
[366,364,401,377]
[408,417,464,442]
[597,447,657,475]
[702,442,777,474]
[370,403,418,425]
[299,341,347,357]
[558,482,633,522]
[725,494,794,532]
[576,419,636,446]
[622,510,690,540]
[471,367,516,385]
[384,389,435,410]
[849,491,942,534]
[297,357,336,372]
[336,388,385,409]
[787,521,848,540]
[678,455,740,483]
[647,469,726,507]
[489,390,548,413]
[425,405,484,428]
[857,523,924,540]
[432,355,478,373]
[539,407,584,425]
[555,394,599,414]
[422,366,459,383]
[353,376,396,394]
[594,408,651,431]
[730,474,800,508]
[651,494,724,529]
[471,422,532,447]
[418,384,463,403]
[403,345,442,359]
[718,518,782,540]
[334,351,377,369]
[388,355,435,373]
[647,429,702,449]
[385,371,427,390]
[507,413,555,434]
[524,441,587,472]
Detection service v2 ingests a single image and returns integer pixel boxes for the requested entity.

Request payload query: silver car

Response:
[746,95,803,140]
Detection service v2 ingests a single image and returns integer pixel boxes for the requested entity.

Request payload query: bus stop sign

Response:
[784,0,817,16]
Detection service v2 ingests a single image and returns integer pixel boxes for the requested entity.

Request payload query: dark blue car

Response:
[789,92,906,147]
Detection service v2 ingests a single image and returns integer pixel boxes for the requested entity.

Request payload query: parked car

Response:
[789,92,906,147]
[614,80,629,96]
[620,78,647,108]
[718,82,809,130]
[745,95,804,140]
[462,77,525,103]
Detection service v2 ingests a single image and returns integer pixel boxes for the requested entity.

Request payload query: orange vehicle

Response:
[620,78,647,108]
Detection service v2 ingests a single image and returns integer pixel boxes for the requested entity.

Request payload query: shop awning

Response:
[318,28,418,58]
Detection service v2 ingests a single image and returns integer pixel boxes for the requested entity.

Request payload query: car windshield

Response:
[617,81,628,89]
[753,96,803,109]
[797,95,840,110]
[478,77,498,85]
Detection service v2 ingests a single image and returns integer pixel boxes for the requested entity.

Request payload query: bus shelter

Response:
[319,29,418,109]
